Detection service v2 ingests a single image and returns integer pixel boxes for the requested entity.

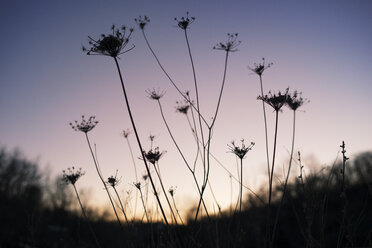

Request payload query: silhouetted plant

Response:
[70,116,123,227]
[84,25,169,225]
[257,88,289,246]
[228,139,255,213]
[271,90,308,246]
[106,171,130,225]
[249,58,273,197]
[62,167,101,248]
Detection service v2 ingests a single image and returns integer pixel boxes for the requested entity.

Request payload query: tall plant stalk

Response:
[85,133,123,227]
[113,57,168,225]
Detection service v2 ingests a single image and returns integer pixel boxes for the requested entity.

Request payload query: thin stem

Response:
[125,138,138,222]
[271,110,296,245]
[112,186,130,225]
[72,184,101,248]
[240,158,243,214]
[85,133,122,227]
[113,57,168,225]
[259,75,271,187]
[157,99,210,217]
[194,50,230,223]
[184,29,206,161]
[153,162,178,224]
[267,110,279,247]
[141,29,208,126]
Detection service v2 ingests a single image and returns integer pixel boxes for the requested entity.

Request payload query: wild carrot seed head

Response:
[248,58,273,76]
[143,147,165,165]
[174,12,195,30]
[146,88,166,100]
[107,170,121,187]
[62,167,85,185]
[257,88,289,112]
[69,115,98,133]
[228,139,255,159]
[122,129,131,138]
[83,25,134,58]
[213,33,241,52]
[286,90,309,111]
[175,99,191,114]
[135,15,150,30]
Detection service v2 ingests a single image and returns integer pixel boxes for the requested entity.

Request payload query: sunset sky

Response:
[1,0,371,216]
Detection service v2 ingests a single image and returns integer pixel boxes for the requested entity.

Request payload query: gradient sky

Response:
[1,0,371,216]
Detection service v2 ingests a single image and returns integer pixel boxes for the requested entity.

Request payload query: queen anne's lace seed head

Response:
[143,147,165,165]
[286,90,309,111]
[146,88,166,100]
[228,139,255,159]
[69,115,98,133]
[107,170,121,188]
[174,12,195,30]
[62,167,85,185]
[248,58,273,76]
[83,25,134,58]
[213,33,241,52]
[258,88,289,112]
[135,15,150,30]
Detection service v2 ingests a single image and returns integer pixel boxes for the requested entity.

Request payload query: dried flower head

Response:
[258,88,289,112]
[83,25,134,58]
[248,58,273,76]
[228,139,255,159]
[106,170,121,187]
[122,129,131,138]
[143,147,165,165]
[286,90,309,111]
[69,115,98,133]
[142,173,149,181]
[146,88,166,100]
[135,15,150,30]
[175,99,191,114]
[62,167,85,185]
[134,182,142,190]
[168,186,177,197]
[213,33,241,52]
[174,12,195,30]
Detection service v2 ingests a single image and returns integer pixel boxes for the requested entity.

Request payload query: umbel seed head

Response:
[83,25,134,58]
[70,115,98,133]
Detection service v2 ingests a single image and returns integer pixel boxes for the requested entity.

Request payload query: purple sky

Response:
[1,0,371,216]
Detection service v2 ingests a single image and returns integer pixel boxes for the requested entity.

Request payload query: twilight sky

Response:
[1,0,371,216]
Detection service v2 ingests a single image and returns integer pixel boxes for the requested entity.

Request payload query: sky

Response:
[1,0,372,218]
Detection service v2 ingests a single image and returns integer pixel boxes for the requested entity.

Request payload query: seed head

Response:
[69,115,98,133]
[175,99,191,114]
[174,12,195,30]
[134,182,141,190]
[106,170,121,188]
[83,25,134,58]
[146,88,166,100]
[122,129,131,138]
[62,167,85,185]
[258,88,289,112]
[213,33,241,52]
[248,58,273,76]
[143,147,165,165]
[228,139,255,159]
[135,15,150,30]
[286,90,309,111]
[168,186,177,197]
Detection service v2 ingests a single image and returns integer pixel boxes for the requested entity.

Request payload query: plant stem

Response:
[72,184,101,248]
[259,75,271,188]
[112,186,130,225]
[85,133,122,227]
[113,57,168,225]
[267,110,279,247]
[271,110,296,245]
